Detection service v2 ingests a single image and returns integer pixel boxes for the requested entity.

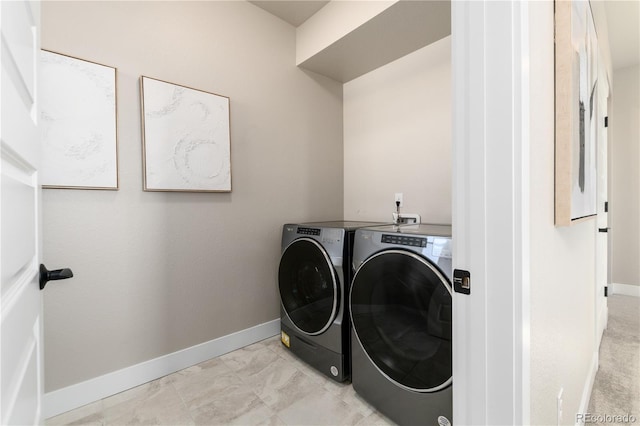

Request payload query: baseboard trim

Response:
[43,319,280,419]
[575,350,599,425]
[610,283,640,297]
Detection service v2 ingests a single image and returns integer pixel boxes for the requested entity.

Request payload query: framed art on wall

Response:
[140,76,231,192]
[555,0,599,226]
[40,50,119,189]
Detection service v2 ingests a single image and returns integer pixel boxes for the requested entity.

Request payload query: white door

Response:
[595,62,610,347]
[1,1,43,424]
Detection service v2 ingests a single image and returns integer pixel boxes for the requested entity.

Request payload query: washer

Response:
[350,224,453,426]
[278,221,385,382]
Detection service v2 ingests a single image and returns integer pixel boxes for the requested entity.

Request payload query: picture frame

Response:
[140,76,231,192]
[554,0,599,226]
[40,50,119,190]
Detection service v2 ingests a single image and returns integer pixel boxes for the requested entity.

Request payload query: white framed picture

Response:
[140,76,231,192]
[40,50,118,190]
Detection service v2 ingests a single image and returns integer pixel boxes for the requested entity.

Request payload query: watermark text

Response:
[577,413,637,424]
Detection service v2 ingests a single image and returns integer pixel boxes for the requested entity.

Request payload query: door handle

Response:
[39,264,74,290]
[598,227,610,233]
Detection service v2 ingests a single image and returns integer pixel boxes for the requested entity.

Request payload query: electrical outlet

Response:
[395,193,403,207]
[557,388,563,425]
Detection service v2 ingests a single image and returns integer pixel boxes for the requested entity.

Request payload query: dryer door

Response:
[279,238,339,336]
[350,250,452,392]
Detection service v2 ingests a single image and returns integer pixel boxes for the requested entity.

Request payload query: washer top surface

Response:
[361,223,452,237]
[292,220,389,231]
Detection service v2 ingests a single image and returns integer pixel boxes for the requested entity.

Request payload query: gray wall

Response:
[343,37,451,224]
[41,1,343,392]
[611,64,640,287]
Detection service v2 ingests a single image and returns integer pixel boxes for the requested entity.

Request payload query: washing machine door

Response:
[279,238,339,336]
[350,249,452,392]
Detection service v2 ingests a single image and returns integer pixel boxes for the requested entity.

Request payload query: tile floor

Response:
[45,336,395,425]
[46,295,640,425]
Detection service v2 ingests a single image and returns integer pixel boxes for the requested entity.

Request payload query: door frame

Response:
[452,1,531,424]
[595,60,611,348]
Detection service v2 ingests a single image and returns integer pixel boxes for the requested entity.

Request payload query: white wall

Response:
[529,3,598,424]
[343,36,451,223]
[41,1,343,392]
[590,1,614,81]
[611,64,640,288]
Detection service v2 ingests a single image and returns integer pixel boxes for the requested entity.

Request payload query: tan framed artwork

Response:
[40,50,119,190]
[555,0,599,226]
[140,76,231,192]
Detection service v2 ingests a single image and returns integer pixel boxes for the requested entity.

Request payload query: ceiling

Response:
[248,1,329,27]
[249,0,639,71]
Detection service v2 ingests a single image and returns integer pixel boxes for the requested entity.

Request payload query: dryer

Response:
[278,221,385,382]
[350,224,453,426]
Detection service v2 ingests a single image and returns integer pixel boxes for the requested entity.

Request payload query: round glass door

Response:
[278,238,338,335]
[350,250,452,392]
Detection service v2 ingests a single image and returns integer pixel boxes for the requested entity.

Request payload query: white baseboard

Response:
[575,350,599,425]
[610,283,640,297]
[43,319,280,419]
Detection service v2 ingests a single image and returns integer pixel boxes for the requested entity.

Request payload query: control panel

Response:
[381,234,427,248]
[297,227,321,236]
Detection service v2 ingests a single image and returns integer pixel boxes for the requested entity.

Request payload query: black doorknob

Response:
[39,264,74,290]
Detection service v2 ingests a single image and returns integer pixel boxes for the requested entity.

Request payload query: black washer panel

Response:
[279,238,338,335]
[297,227,322,236]
[381,234,427,248]
[350,250,452,393]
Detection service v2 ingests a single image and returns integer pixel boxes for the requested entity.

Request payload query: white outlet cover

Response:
[394,193,403,207]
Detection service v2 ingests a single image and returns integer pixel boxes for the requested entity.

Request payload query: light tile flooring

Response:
[46,336,395,426]
[46,295,640,425]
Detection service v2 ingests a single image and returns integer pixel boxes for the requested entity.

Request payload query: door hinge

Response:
[604,116,609,128]
[604,201,608,213]
[604,286,608,297]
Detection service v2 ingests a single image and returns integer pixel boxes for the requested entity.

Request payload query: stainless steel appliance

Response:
[278,221,385,382]
[350,224,453,426]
